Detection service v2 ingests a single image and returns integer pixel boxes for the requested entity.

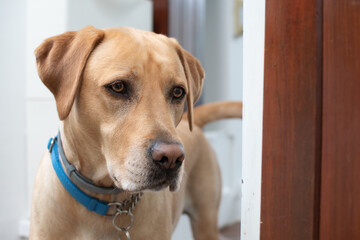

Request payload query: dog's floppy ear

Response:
[175,46,205,131]
[35,26,105,120]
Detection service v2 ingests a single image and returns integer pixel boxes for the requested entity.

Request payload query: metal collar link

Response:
[108,193,143,240]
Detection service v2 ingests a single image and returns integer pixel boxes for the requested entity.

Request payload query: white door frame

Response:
[241,0,266,239]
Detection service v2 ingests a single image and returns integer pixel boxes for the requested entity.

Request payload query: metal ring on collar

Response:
[112,210,134,232]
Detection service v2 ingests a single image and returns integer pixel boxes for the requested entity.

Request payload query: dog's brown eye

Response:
[110,82,125,93]
[173,87,185,99]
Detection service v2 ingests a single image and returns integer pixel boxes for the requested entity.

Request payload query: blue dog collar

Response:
[48,135,111,216]
[55,132,122,195]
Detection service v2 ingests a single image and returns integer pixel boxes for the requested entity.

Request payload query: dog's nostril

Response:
[160,156,169,164]
[175,156,184,167]
[176,154,184,164]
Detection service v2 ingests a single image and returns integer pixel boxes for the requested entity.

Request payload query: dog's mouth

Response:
[112,168,181,192]
[142,179,173,191]
[145,170,181,191]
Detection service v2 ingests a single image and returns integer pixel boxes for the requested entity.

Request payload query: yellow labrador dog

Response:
[30,26,242,240]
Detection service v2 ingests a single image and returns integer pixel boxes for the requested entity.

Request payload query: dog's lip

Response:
[136,177,171,191]
[111,167,180,192]
[144,181,171,192]
[130,179,173,192]
[111,175,169,192]
[148,170,179,188]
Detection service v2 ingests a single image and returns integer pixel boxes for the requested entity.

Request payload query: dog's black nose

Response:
[150,142,185,170]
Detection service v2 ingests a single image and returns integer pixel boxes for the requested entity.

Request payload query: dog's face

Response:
[78,28,189,191]
[35,27,204,192]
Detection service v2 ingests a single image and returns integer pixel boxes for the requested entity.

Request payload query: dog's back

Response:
[183,101,242,128]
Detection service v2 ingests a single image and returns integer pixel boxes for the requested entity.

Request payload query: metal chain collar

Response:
[108,192,143,240]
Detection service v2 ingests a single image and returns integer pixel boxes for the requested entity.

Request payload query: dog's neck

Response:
[59,123,132,203]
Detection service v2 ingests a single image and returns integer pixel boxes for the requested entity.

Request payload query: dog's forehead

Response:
[85,27,184,83]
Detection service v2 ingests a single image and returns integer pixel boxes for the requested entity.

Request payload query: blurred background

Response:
[0,0,243,239]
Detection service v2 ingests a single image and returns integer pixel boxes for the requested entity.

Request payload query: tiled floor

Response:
[219,222,240,240]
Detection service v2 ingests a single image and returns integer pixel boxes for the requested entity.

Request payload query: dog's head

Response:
[35,26,204,192]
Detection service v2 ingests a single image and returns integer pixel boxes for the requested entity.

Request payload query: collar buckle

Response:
[48,136,57,152]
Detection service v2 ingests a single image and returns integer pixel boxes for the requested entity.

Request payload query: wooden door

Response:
[261,0,360,239]
[261,0,322,239]
[152,0,169,35]
[320,0,360,239]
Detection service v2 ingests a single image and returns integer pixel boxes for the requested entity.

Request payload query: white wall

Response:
[169,2,243,236]
[0,1,27,239]
[1,1,153,239]
[203,0,243,223]
[241,0,266,239]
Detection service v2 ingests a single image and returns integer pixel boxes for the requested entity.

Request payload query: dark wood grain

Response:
[320,0,360,239]
[152,0,168,35]
[261,0,323,239]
